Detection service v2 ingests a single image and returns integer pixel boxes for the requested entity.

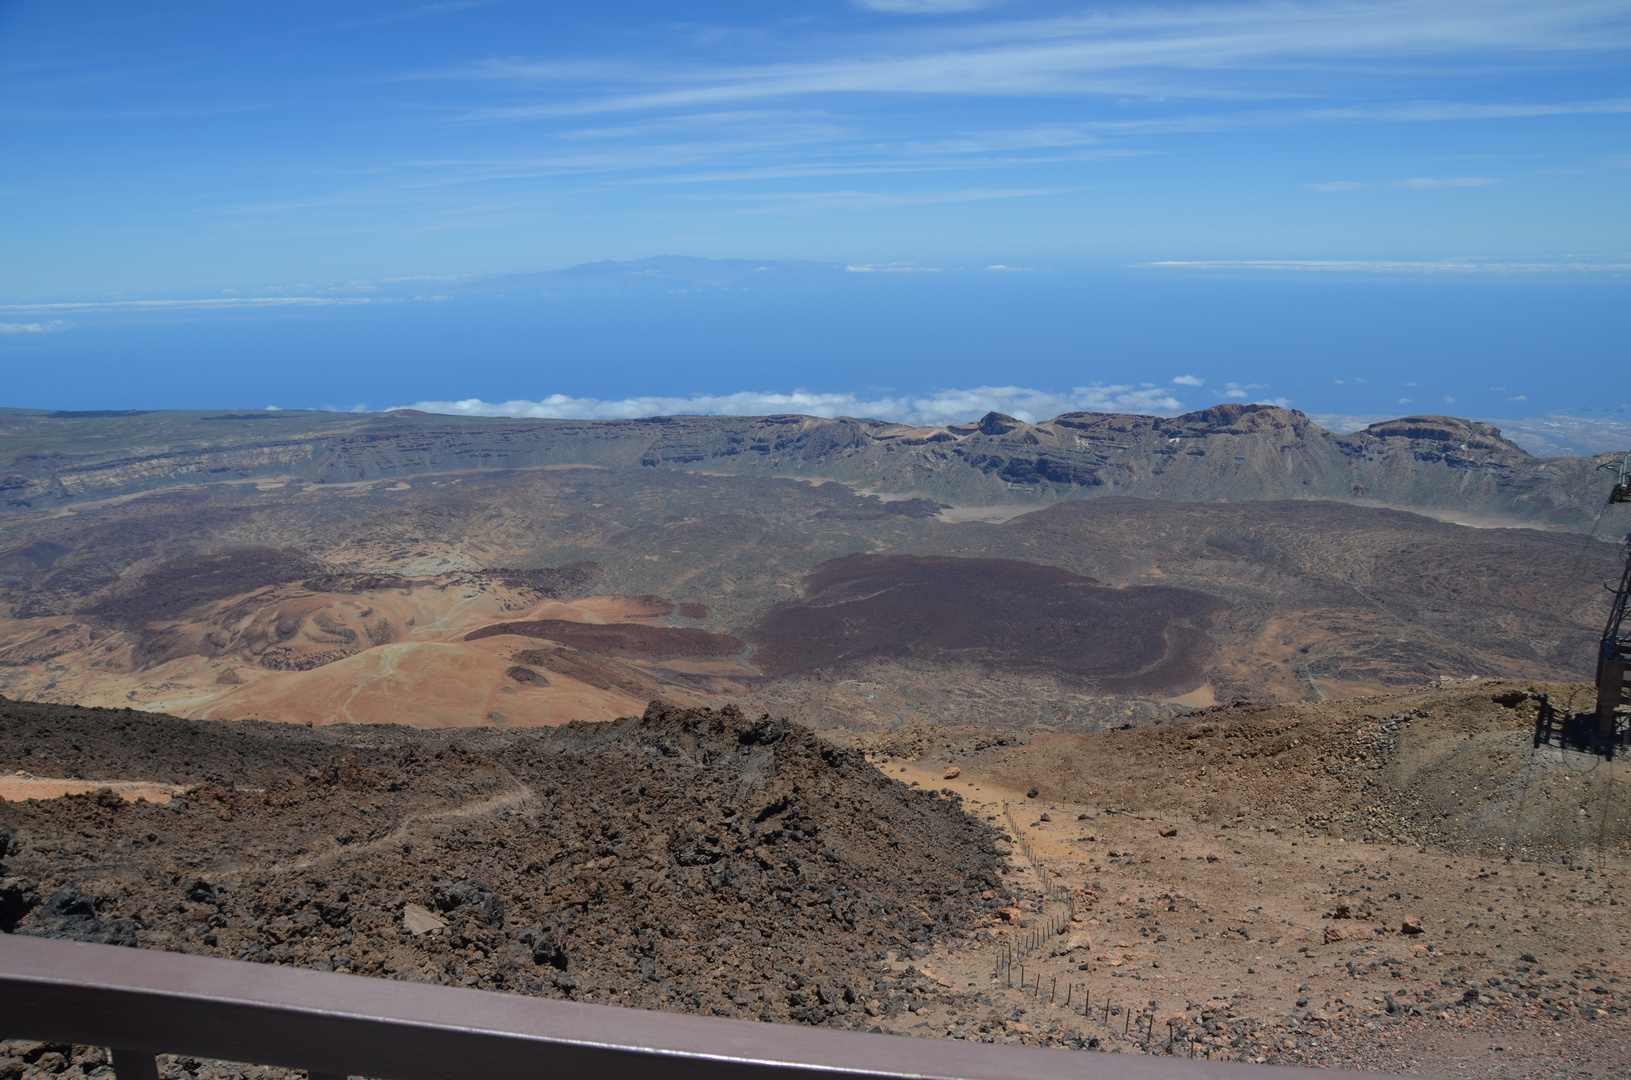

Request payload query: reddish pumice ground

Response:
[829,679,1631,1077]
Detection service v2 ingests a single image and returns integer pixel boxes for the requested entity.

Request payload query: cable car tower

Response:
[1535,452,1631,756]
[1595,452,1631,739]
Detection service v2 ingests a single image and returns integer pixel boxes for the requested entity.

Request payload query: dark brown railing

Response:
[1,933,1398,1080]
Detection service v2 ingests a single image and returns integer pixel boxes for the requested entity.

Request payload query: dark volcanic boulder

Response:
[20,886,139,946]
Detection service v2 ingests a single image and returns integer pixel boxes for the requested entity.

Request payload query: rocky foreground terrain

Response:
[3,680,1631,1078]
[0,699,1005,1018]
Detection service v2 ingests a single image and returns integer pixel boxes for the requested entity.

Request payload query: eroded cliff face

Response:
[0,404,1623,530]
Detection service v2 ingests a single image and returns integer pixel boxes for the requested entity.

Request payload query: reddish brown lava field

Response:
[748,554,1221,695]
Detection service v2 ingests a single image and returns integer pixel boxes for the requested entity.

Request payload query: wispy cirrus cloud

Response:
[452,1,1631,118]
[7,0,1629,308]
[1395,176,1500,188]
[125,4,1628,237]
[1309,176,1500,190]
[336,1,500,29]
[700,185,1070,215]
[400,383,1189,426]
[853,0,996,12]
[295,1,1631,229]
[390,98,1626,197]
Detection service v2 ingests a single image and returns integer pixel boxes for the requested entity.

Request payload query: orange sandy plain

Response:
[0,583,738,729]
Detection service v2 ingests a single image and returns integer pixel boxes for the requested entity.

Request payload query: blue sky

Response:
[1,1,1628,430]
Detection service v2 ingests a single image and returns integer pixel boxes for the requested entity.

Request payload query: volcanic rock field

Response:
[0,698,1008,1021]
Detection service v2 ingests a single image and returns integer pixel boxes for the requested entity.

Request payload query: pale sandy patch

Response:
[936,504,1048,524]
[1161,683,1217,708]
[0,773,183,803]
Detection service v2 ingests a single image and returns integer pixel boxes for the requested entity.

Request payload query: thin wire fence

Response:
[992,802,1075,988]
[986,807,1224,1059]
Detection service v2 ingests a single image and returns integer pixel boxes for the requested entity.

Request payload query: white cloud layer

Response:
[843,262,942,273]
[0,320,70,333]
[1144,259,1631,275]
[400,384,1190,426]
[0,297,380,313]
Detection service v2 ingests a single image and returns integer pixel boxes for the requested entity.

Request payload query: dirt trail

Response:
[335,641,416,725]
[247,784,537,878]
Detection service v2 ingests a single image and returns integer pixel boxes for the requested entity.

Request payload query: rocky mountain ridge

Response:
[2,404,1625,531]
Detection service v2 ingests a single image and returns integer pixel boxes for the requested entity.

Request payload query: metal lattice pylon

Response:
[1597,535,1631,738]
